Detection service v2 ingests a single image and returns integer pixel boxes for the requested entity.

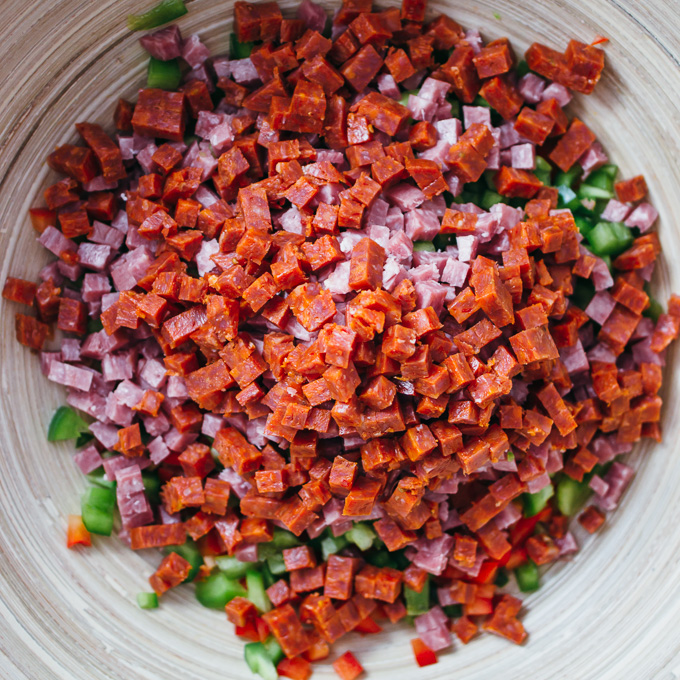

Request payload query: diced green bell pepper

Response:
[263,637,284,665]
[82,485,116,512]
[516,60,530,78]
[644,297,663,323]
[554,165,582,189]
[534,156,552,185]
[137,592,159,609]
[75,431,94,448]
[515,560,540,592]
[522,484,554,518]
[147,57,182,90]
[244,642,278,680]
[578,183,614,201]
[321,533,349,561]
[230,33,256,59]
[585,164,618,193]
[47,406,89,442]
[413,241,436,252]
[399,89,418,108]
[266,553,286,575]
[345,522,376,551]
[366,550,398,569]
[586,221,633,257]
[87,317,104,334]
[246,569,272,613]
[141,471,161,505]
[271,527,301,550]
[557,185,580,211]
[216,554,251,579]
[571,277,596,310]
[404,578,430,616]
[81,503,114,536]
[86,469,117,490]
[574,215,595,237]
[127,0,188,31]
[481,189,504,210]
[556,476,592,516]
[195,571,246,609]
[442,604,463,619]
[494,567,509,588]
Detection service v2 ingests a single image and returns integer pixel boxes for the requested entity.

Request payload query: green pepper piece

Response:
[137,592,159,609]
[127,0,188,31]
[516,59,530,78]
[164,539,203,582]
[321,533,349,561]
[556,476,592,516]
[75,431,95,448]
[257,542,277,561]
[366,550,398,569]
[574,215,594,237]
[534,155,552,184]
[147,57,182,90]
[195,571,247,609]
[271,527,301,550]
[404,578,430,616]
[557,185,580,211]
[86,469,117,490]
[47,406,89,442]
[215,554,251,579]
[399,89,418,108]
[481,189,504,210]
[81,503,114,536]
[515,561,540,592]
[263,637,284,665]
[571,277,596,310]
[585,164,618,192]
[87,317,104,334]
[230,32,256,59]
[586,221,632,257]
[246,569,272,613]
[82,485,116,512]
[244,642,278,680]
[578,183,614,201]
[522,484,554,518]
[345,522,376,551]
[554,165,582,189]
[141,471,162,505]
[413,241,436,252]
[266,553,286,575]
[644,297,663,323]
[494,567,510,588]
[442,604,463,619]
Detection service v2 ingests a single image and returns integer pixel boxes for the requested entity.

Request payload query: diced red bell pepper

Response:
[354,616,382,634]
[505,547,528,570]
[256,616,271,643]
[67,515,91,549]
[278,657,313,680]
[411,638,438,668]
[464,597,494,616]
[235,619,261,642]
[472,560,499,584]
[333,651,364,680]
[510,506,552,546]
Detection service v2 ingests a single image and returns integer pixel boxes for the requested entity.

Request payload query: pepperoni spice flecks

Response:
[4,0,678,675]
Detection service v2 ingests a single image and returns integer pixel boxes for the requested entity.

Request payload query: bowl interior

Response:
[1,1,680,678]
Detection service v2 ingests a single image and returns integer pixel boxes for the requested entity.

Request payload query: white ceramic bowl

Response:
[1,1,679,678]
